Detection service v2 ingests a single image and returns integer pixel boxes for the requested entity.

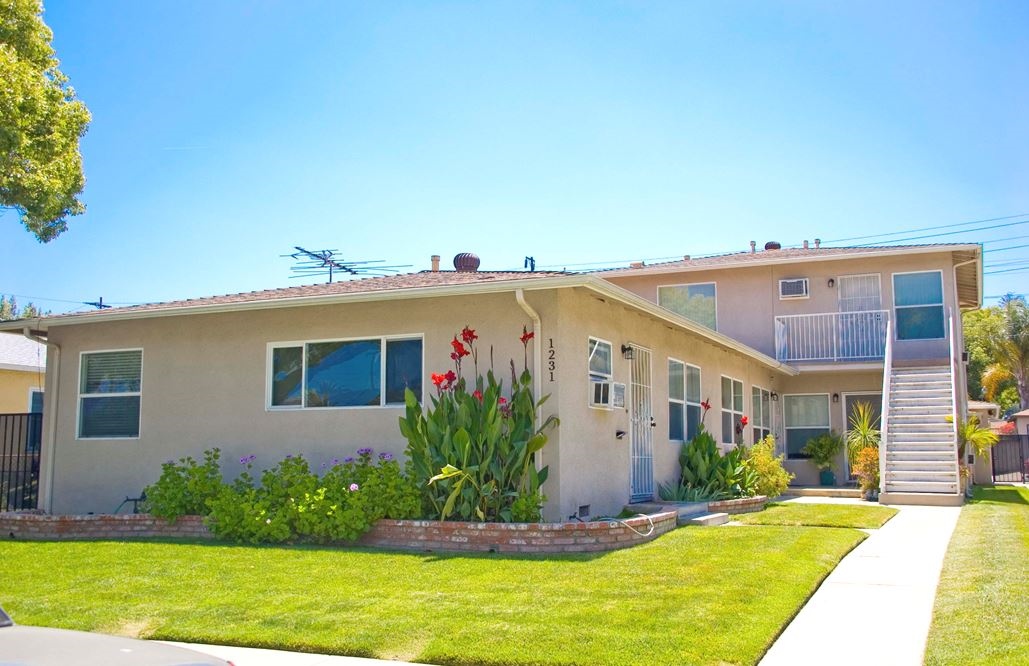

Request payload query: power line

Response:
[985,243,1029,254]
[853,219,1029,246]
[820,212,1029,244]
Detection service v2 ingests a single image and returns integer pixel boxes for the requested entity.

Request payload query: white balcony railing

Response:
[774,310,889,363]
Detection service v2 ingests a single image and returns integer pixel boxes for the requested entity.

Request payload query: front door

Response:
[838,274,885,360]
[630,345,654,501]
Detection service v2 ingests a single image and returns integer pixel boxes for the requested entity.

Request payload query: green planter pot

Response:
[819,469,836,486]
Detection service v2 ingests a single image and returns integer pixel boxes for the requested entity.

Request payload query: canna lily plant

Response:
[400,326,559,523]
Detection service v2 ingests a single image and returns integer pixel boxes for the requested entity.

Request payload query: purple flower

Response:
[343,456,354,463]
[286,454,293,459]
[239,454,256,465]
[331,458,340,466]
[319,462,328,470]
[357,447,373,456]
[379,452,394,462]
[349,483,359,492]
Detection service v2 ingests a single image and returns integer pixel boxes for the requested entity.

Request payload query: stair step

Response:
[888,451,956,461]
[889,405,952,414]
[886,469,958,481]
[891,368,950,376]
[890,398,953,407]
[687,512,729,527]
[879,491,964,506]
[885,480,959,493]
[889,391,952,400]
[889,431,954,440]
[886,460,956,471]
[891,379,952,388]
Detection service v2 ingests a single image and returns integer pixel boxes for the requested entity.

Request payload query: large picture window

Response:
[893,271,945,340]
[79,350,142,439]
[668,360,702,442]
[720,375,744,445]
[269,337,422,408]
[783,394,830,459]
[658,283,717,330]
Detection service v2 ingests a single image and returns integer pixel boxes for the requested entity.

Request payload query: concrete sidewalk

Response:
[162,641,424,665]
[759,499,961,666]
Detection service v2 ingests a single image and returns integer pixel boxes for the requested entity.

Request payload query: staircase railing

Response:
[878,318,893,494]
[948,307,962,494]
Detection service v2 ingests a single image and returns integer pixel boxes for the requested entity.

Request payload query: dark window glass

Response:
[385,339,422,404]
[686,404,701,441]
[271,347,303,406]
[786,428,830,459]
[306,340,381,407]
[669,402,684,441]
[80,396,141,438]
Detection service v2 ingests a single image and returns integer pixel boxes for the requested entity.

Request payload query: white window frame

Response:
[891,269,946,341]
[720,374,744,445]
[76,348,143,441]
[751,385,772,443]
[782,392,831,460]
[266,334,424,410]
[657,282,718,330]
[668,358,686,442]
[588,336,614,410]
[778,278,810,300]
[837,273,882,312]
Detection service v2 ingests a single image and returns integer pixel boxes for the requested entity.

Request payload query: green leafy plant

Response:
[400,326,559,522]
[801,432,844,471]
[946,414,1000,459]
[744,435,793,498]
[846,401,880,462]
[142,448,223,523]
[658,424,758,501]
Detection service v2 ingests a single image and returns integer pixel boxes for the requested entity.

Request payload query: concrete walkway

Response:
[759,498,962,666]
[162,642,423,665]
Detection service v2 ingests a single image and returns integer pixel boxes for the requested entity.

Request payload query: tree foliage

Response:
[966,295,1029,411]
[0,293,47,320]
[1,0,90,241]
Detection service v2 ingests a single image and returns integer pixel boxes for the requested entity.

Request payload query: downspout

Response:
[515,290,543,472]
[24,327,58,513]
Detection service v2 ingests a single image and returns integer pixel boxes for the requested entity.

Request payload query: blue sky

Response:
[2,1,1027,313]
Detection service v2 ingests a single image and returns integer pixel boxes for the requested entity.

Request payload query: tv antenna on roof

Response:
[83,297,111,310]
[283,247,412,284]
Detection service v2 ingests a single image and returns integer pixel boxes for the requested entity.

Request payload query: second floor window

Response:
[658,283,717,330]
[893,271,945,340]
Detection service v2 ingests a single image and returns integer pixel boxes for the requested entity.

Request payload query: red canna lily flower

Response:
[700,399,711,411]
[473,390,483,401]
[461,326,478,345]
[519,327,534,345]
[451,337,470,358]
[498,397,507,405]
[431,373,446,387]
[444,370,457,385]
[740,415,749,427]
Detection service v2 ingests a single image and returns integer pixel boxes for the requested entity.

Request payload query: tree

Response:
[978,295,1029,410]
[963,306,1013,406]
[1,0,91,242]
[0,294,47,320]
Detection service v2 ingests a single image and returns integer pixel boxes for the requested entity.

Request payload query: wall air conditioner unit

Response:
[590,381,626,409]
[779,278,810,300]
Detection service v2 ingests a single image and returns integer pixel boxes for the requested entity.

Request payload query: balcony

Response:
[774,310,889,363]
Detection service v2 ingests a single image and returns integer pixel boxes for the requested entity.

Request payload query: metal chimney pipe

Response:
[802,240,809,249]
[749,241,756,254]
[430,255,440,272]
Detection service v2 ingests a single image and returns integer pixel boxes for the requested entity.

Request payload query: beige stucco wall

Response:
[39,285,793,520]
[605,251,964,363]
[42,291,563,515]
[0,369,43,413]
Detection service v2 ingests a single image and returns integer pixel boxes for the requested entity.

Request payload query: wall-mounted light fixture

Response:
[771,392,779,401]
[832,393,840,403]
[621,344,634,360]
[827,277,836,288]
[615,429,627,440]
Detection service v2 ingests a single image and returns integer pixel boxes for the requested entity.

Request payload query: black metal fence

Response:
[992,434,1029,483]
[1,413,42,512]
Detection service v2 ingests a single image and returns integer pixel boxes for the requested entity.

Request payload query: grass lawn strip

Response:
[734,502,898,529]
[924,485,1029,666]
[0,526,864,666]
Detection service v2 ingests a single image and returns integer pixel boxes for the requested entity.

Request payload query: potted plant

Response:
[802,431,844,486]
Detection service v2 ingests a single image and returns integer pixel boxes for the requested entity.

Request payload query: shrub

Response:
[142,448,223,522]
[852,446,880,493]
[658,425,757,501]
[745,436,793,498]
[802,432,844,471]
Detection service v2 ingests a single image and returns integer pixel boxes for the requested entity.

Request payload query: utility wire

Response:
[820,212,1029,244]
[853,219,1029,246]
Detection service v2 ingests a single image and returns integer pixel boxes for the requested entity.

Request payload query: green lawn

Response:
[0,526,865,666]
[925,485,1029,666]
[734,502,898,529]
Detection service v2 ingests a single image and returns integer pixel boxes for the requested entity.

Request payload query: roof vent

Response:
[802,240,809,249]
[814,238,821,249]
[749,241,756,254]
[764,241,782,251]
[453,253,480,272]
[430,255,441,272]
[629,261,644,269]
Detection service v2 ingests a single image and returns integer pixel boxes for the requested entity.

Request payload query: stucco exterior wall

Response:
[605,251,964,363]
[0,369,42,413]
[775,371,883,486]
[42,291,562,515]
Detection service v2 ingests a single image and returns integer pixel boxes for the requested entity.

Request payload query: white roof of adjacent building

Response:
[0,333,46,372]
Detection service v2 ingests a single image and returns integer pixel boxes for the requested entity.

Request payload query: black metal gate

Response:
[992,434,1029,483]
[1,413,42,512]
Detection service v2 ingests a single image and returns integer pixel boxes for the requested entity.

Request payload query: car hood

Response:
[0,625,229,666]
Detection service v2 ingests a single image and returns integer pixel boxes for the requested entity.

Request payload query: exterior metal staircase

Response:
[879,365,963,506]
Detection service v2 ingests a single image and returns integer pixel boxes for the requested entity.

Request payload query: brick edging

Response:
[708,495,768,515]
[0,511,678,554]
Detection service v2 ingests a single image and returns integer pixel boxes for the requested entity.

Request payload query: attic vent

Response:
[779,278,809,300]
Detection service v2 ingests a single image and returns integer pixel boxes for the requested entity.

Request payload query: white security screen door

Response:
[838,274,886,360]
[838,274,882,312]
[630,346,654,501]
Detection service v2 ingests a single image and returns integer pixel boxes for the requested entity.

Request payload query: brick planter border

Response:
[0,510,678,554]
[707,495,767,515]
